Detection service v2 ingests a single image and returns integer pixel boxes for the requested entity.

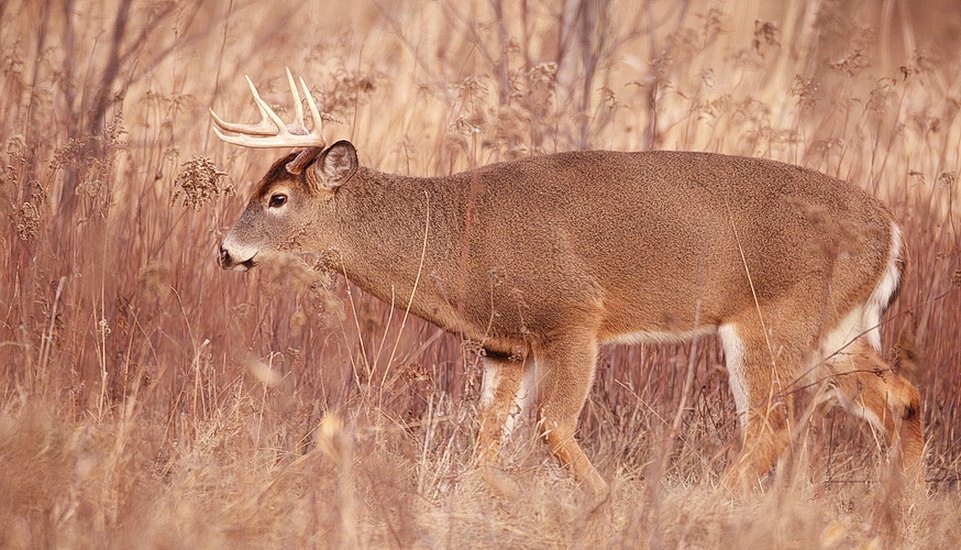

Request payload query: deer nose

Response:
[219,246,232,269]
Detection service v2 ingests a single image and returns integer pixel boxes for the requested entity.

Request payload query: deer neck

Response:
[328,166,462,311]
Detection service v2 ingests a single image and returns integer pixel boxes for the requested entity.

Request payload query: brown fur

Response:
[219,141,924,498]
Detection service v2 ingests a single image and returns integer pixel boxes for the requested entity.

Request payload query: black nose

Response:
[219,246,232,269]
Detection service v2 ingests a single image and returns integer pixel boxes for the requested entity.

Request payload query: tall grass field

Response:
[1,0,959,547]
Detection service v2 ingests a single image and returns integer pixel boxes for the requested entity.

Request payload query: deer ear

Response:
[308,140,358,191]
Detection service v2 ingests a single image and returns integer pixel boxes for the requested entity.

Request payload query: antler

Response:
[211,67,326,148]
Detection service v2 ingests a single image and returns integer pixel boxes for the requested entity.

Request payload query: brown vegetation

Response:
[1,0,959,547]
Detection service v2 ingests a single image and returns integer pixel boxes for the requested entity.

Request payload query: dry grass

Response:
[1,0,960,547]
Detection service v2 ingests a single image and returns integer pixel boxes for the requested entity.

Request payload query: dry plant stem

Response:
[380,191,431,404]
[371,286,397,371]
[97,261,109,419]
[341,263,372,387]
[37,277,66,376]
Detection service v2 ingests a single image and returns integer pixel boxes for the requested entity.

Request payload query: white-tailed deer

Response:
[213,71,924,499]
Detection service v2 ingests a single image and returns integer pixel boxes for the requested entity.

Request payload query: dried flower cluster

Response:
[172,155,233,211]
[16,201,40,241]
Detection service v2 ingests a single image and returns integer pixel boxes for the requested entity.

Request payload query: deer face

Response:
[219,141,358,270]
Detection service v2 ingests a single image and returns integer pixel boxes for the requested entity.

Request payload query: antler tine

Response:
[300,76,323,135]
[211,122,243,145]
[210,70,327,149]
[208,78,281,137]
[285,67,306,135]
[244,74,289,134]
[208,76,279,136]
[209,105,275,137]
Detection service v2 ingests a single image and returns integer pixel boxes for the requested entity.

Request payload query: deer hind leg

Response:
[825,338,924,482]
[718,321,798,489]
[533,331,609,500]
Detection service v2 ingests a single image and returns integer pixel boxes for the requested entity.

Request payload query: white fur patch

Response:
[221,232,260,268]
[603,325,717,346]
[862,222,904,352]
[817,306,866,365]
[479,359,538,440]
[503,362,538,438]
[718,323,749,428]
[479,362,501,408]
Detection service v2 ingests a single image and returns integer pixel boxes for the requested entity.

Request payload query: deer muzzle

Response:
[219,244,257,271]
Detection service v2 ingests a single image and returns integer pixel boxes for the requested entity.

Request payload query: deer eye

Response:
[268,194,287,208]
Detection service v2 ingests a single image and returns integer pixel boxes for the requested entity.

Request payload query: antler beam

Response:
[211,68,326,148]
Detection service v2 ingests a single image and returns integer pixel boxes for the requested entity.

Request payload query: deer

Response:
[212,70,924,501]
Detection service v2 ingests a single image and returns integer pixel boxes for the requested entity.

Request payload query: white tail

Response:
[214,74,924,499]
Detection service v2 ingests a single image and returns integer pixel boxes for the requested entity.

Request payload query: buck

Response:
[213,71,923,499]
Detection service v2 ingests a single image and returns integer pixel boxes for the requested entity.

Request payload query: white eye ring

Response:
[268,194,287,208]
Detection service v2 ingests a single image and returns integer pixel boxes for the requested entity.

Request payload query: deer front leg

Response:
[476,353,527,467]
[534,332,609,501]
